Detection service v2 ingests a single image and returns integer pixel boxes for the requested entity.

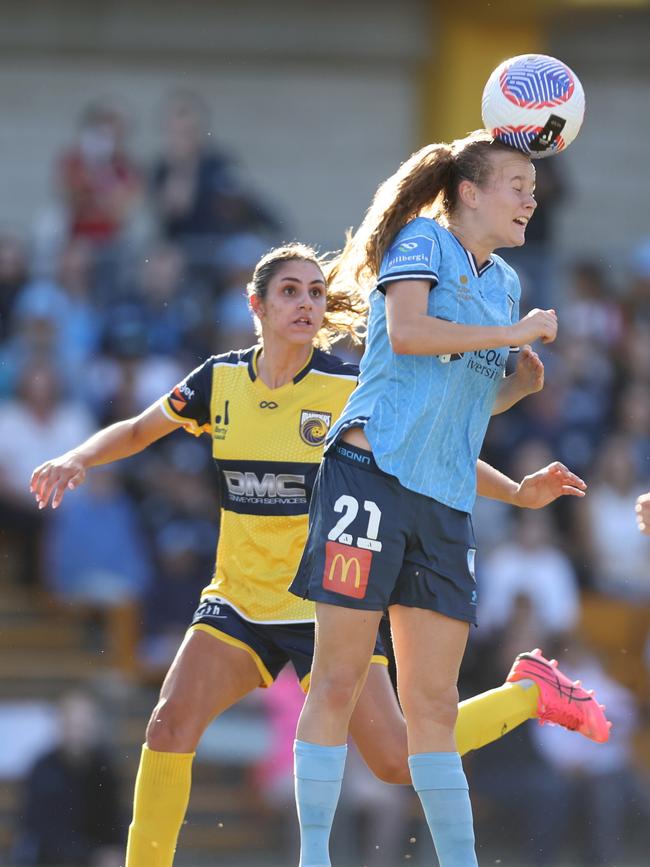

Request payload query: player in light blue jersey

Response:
[290,130,564,866]
[328,215,525,512]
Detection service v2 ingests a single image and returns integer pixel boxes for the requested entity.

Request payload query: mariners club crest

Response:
[299,409,332,446]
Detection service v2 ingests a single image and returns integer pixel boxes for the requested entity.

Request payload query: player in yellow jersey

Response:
[31,243,609,867]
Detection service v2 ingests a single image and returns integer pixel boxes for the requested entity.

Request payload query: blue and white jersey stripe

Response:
[326,217,521,513]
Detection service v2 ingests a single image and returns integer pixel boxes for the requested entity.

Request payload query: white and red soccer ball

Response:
[481,53,585,158]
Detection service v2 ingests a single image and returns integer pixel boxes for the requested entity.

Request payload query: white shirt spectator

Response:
[478,512,580,635]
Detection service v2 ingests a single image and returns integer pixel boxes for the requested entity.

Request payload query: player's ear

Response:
[457,178,479,210]
[249,293,264,319]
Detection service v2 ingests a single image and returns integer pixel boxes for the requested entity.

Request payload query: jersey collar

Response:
[247,345,316,385]
[448,232,495,278]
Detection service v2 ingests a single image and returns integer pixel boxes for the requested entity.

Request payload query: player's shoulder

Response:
[211,346,256,368]
[181,347,254,388]
[395,216,446,244]
[309,348,359,380]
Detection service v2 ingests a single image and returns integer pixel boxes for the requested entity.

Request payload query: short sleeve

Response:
[377,219,442,293]
[160,358,213,436]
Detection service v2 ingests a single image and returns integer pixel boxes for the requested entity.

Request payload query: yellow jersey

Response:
[161,345,358,623]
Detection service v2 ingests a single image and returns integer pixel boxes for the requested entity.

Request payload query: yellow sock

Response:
[125,745,194,867]
[455,682,539,756]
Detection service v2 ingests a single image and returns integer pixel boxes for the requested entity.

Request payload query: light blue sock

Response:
[408,751,478,867]
[294,739,347,867]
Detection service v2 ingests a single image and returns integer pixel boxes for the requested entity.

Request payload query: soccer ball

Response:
[481,54,585,158]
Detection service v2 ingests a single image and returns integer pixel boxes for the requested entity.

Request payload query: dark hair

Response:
[247,243,366,348]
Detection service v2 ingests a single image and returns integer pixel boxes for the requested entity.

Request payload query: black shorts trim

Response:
[190,597,387,689]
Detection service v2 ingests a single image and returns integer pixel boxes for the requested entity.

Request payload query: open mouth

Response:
[293,317,312,326]
[513,217,529,227]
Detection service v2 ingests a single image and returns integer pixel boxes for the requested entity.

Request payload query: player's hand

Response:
[512,344,544,395]
[510,308,558,347]
[30,452,87,510]
[635,492,650,535]
[514,461,587,509]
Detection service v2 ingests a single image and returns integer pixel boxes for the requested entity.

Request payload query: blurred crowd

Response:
[1,92,650,865]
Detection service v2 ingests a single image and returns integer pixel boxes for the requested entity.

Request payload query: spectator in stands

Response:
[616,321,650,388]
[478,508,580,641]
[11,690,124,866]
[83,306,184,425]
[560,260,624,348]
[615,380,650,483]
[151,90,279,269]
[11,239,103,390]
[624,236,650,326]
[532,639,643,866]
[577,433,650,600]
[122,241,203,358]
[213,233,267,352]
[44,465,150,606]
[0,359,94,584]
[0,232,29,344]
[57,102,141,246]
[43,464,153,672]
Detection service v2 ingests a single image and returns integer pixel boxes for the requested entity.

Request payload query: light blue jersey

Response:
[326,217,521,512]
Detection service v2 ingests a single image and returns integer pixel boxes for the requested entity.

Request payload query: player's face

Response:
[259,260,327,345]
[477,151,537,249]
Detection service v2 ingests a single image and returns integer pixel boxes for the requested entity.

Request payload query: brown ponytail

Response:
[327,129,518,299]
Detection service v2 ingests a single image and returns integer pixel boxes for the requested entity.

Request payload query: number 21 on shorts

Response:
[322,495,382,599]
[327,494,383,551]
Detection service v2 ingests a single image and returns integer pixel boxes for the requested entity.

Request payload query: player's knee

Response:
[309,669,364,715]
[400,684,459,730]
[145,698,202,753]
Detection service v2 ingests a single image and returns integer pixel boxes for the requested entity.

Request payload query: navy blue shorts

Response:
[190,596,388,689]
[289,443,478,624]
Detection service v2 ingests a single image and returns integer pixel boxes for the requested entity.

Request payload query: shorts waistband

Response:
[330,442,383,474]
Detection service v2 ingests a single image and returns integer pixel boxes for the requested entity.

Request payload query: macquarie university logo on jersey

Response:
[465,348,507,381]
[299,410,332,446]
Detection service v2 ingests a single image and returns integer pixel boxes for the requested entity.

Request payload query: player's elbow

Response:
[388,323,418,355]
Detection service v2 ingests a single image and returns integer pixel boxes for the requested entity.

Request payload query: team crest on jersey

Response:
[299,410,332,446]
[457,275,471,300]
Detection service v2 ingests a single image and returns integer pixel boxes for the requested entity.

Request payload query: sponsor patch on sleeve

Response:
[384,234,436,275]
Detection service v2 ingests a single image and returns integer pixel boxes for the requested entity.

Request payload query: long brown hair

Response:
[247,243,366,348]
[328,130,519,298]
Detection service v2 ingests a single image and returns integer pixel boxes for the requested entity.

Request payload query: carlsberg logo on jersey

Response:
[384,235,436,272]
[223,470,307,505]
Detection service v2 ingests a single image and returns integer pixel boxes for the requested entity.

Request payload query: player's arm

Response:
[477,459,586,509]
[635,492,650,535]
[384,280,557,355]
[30,402,182,510]
[491,345,544,415]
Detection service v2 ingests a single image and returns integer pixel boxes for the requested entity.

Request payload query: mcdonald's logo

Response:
[322,541,372,600]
